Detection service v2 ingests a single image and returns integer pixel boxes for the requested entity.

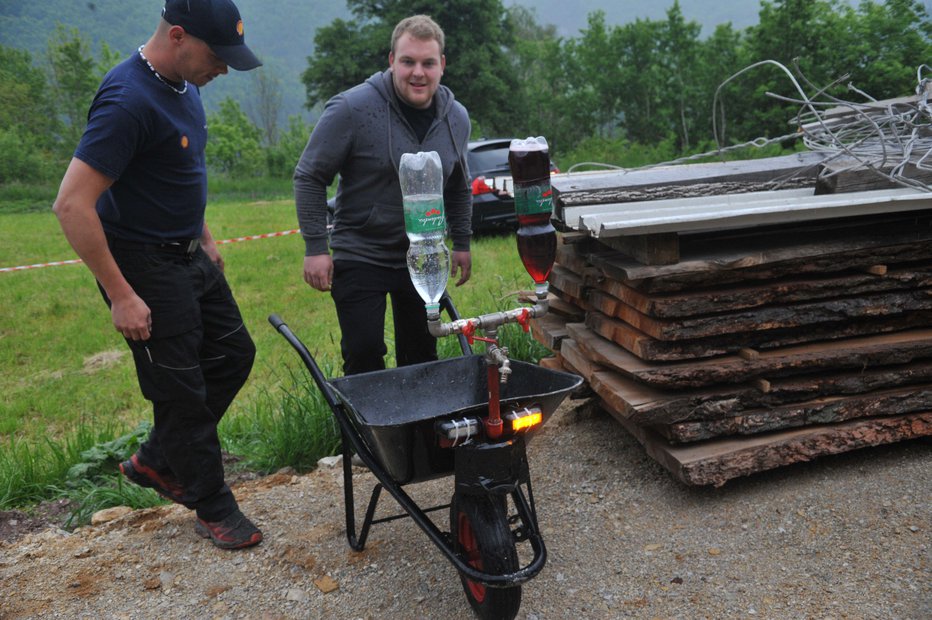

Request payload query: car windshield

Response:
[467,144,511,174]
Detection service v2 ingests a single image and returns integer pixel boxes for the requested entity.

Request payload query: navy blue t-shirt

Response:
[74,52,208,243]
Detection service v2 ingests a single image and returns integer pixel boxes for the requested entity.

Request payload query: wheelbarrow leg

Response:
[341,430,383,551]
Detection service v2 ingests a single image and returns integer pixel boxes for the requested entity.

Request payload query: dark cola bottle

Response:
[509,136,556,293]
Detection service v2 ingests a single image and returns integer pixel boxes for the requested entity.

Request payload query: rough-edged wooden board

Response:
[548,265,587,301]
[544,295,586,321]
[529,313,570,352]
[588,359,932,425]
[586,286,932,341]
[585,309,932,361]
[567,323,932,389]
[598,232,681,266]
[555,241,601,281]
[549,286,590,312]
[550,152,826,210]
[815,159,932,194]
[555,178,819,214]
[606,409,932,487]
[657,386,932,443]
[594,265,932,319]
[589,219,932,293]
[557,338,605,384]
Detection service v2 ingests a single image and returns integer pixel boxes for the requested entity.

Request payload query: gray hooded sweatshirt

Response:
[294,70,472,268]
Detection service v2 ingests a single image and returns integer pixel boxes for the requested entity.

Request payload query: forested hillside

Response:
[0,0,777,122]
[0,0,347,121]
[506,0,932,36]
[1,0,930,201]
[4,0,929,122]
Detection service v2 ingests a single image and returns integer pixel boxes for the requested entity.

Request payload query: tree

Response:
[615,18,668,144]
[95,41,124,83]
[841,0,932,98]
[265,115,313,178]
[301,0,518,134]
[694,23,744,150]
[657,1,703,151]
[730,0,851,142]
[46,25,99,150]
[0,45,59,151]
[249,67,284,146]
[570,12,625,139]
[301,17,384,111]
[206,98,264,176]
[504,6,581,150]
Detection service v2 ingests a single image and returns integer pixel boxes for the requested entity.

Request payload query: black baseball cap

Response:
[162,0,262,71]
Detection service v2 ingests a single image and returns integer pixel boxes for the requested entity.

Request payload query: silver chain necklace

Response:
[137,45,187,95]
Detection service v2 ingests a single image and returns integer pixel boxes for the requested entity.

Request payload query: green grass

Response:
[220,363,342,474]
[0,196,547,514]
[0,419,122,509]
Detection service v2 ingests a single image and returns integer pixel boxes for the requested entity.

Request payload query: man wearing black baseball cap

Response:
[162,0,261,71]
[53,0,263,549]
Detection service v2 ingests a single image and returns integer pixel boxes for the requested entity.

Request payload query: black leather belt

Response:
[107,235,200,257]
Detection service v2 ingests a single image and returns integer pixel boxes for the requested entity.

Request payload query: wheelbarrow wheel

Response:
[450,492,521,620]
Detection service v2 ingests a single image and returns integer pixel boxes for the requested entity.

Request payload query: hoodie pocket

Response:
[360,201,405,241]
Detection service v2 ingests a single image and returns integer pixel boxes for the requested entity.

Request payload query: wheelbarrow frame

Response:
[269,295,559,588]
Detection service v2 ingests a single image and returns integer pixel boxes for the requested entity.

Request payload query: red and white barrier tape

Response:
[0,228,301,273]
[214,228,300,245]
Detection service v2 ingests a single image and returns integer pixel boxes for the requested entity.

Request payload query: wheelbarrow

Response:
[269,295,582,620]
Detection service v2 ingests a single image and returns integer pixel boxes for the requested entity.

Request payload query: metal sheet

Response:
[572,187,932,238]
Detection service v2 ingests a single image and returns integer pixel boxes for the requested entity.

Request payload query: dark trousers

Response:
[103,242,255,521]
[331,259,437,375]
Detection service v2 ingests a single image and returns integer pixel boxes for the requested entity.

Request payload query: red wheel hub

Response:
[457,512,486,602]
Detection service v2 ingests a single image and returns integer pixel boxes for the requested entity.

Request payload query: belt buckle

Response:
[184,239,199,256]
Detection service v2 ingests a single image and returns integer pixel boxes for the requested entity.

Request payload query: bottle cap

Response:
[509,136,548,152]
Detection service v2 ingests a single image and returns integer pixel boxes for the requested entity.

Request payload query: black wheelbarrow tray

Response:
[269,307,582,618]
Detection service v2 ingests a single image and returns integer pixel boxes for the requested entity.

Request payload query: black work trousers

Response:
[103,241,255,522]
[331,259,437,375]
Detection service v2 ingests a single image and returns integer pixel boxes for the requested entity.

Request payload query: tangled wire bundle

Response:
[715,60,932,192]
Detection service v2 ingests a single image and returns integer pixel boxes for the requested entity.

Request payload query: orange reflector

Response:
[511,410,542,432]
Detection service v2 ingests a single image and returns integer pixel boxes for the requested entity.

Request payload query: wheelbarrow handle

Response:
[267,313,341,409]
[268,313,286,331]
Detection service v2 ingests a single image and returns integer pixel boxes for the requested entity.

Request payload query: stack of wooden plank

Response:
[534,154,932,486]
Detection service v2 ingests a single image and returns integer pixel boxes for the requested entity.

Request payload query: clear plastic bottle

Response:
[509,136,556,294]
[400,151,450,316]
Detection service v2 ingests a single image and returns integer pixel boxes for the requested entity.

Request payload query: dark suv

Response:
[466,138,558,233]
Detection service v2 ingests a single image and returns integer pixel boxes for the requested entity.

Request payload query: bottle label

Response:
[403,196,446,235]
[513,181,553,216]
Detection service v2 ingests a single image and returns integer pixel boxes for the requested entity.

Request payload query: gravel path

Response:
[1,398,929,619]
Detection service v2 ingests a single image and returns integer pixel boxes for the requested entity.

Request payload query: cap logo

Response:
[180,135,189,149]
[236,20,244,36]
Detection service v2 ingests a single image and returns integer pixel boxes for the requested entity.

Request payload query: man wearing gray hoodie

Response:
[294,15,472,375]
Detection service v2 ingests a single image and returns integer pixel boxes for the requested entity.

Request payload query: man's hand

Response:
[451,250,471,286]
[111,293,152,341]
[304,254,334,291]
[201,239,225,271]
[200,223,224,271]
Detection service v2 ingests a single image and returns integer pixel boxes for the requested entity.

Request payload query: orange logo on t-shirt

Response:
[236,20,244,36]
[180,135,189,149]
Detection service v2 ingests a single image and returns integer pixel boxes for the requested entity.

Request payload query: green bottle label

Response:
[513,181,553,216]
[403,195,446,235]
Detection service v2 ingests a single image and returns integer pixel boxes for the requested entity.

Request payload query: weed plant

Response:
[220,360,342,474]
[0,421,121,509]
[53,477,167,529]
